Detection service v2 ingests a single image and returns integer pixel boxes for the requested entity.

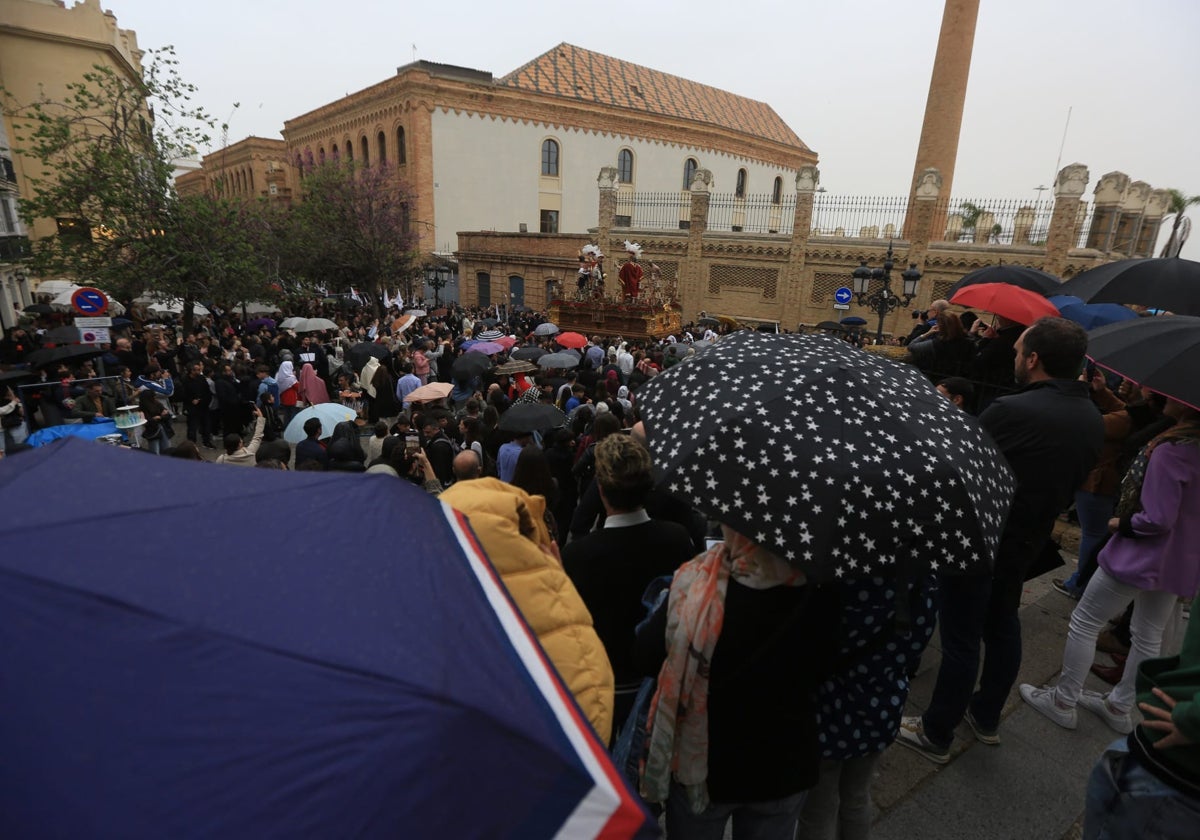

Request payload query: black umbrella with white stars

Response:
[637,332,1015,581]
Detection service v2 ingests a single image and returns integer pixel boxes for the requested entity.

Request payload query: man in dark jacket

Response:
[180,360,214,448]
[294,417,329,469]
[899,316,1104,761]
[214,363,245,438]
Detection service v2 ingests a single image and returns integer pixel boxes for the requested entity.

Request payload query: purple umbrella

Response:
[247,318,276,332]
[467,341,504,355]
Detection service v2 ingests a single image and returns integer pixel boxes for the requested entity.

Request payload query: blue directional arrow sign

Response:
[834,287,853,305]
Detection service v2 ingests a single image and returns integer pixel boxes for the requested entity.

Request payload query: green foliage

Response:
[1159,188,1200,257]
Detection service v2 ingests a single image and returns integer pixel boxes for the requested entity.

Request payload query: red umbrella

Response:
[494,335,517,350]
[556,331,587,349]
[949,283,1060,325]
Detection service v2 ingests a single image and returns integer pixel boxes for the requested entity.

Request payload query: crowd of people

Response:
[1,293,1197,840]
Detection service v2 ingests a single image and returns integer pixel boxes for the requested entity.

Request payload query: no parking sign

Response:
[71,287,109,316]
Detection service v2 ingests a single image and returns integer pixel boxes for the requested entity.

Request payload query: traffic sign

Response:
[74,316,113,328]
[834,287,853,305]
[833,303,850,310]
[71,287,109,316]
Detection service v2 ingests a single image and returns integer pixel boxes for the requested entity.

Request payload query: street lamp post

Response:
[424,264,451,307]
[851,241,922,344]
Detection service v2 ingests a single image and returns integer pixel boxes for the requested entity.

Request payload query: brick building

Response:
[175,136,297,205]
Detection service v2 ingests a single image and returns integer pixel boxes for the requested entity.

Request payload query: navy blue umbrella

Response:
[839,316,868,326]
[0,439,654,839]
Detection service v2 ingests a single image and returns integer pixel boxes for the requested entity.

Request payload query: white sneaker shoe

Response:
[1078,690,1134,734]
[1019,684,1077,730]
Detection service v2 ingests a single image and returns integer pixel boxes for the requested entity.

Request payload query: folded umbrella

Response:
[1057,257,1200,316]
[283,403,357,444]
[1046,296,1138,331]
[0,439,654,838]
[538,352,580,370]
[945,265,1061,297]
[451,352,493,381]
[637,332,1015,580]
[405,382,454,404]
[534,322,560,337]
[1086,315,1200,410]
[512,347,548,362]
[556,332,588,350]
[498,403,568,433]
[949,283,1059,325]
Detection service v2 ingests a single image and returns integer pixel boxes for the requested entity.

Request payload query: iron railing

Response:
[0,234,31,262]
[810,195,911,239]
[613,191,692,231]
[707,193,796,235]
[933,198,1056,246]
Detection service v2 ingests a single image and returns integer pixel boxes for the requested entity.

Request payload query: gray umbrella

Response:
[537,352,580,370]
[534,322,560,336]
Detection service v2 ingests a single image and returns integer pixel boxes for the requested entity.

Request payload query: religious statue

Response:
[619,240,644,302]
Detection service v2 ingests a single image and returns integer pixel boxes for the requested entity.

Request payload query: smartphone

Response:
[404,433,420,457]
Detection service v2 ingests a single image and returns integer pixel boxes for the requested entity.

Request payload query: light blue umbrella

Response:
[283,403,357,444]
[1047,295,1139,331]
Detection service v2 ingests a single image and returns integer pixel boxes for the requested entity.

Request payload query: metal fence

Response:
[810,195,911,239]
[707,193,796,235]
[613,191,692,231]
[932,198,1056,246]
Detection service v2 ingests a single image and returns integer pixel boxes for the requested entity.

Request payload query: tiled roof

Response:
[497,43,808,151]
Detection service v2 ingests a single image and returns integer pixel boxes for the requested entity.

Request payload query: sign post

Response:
[71,287,109,317]
[833,286,852,311]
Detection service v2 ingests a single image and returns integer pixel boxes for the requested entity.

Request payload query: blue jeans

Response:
[795,754,880,840]
[922,569,1024,745]
[666,782,807,840]
[1064,491,1116,594]
[1084,739,1200,839]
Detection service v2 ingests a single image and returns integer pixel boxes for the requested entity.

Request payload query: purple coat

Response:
[1099,441,1200,597]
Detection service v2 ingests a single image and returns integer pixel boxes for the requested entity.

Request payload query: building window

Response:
[331,143,339,159]
[345,141,353,162]
[361,136,369,166]
[540,209,559,234]
[377,131,386,163]
[617,149,633,184]
[541,139,559,176]
[0,198,15,232]
[318,148,326,165]
[736,168,747,198]
[477,272,491,306]
[397,127,406,164]
[683,158,698,190]
[772,176,783,204]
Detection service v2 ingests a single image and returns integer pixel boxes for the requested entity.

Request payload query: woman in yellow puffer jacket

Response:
[440,478,615,744]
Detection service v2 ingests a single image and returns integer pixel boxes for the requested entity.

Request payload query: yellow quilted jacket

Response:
[440,478,615,744]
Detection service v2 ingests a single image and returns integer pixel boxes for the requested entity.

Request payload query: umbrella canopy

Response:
[495,335,518,350]
[945,265,1061,297]
[556,332,588,350]
[22,303,55,315]
[405,382,454,404]
[0,369,38,384]
[240,301,280,316]
[0,439,653,838]
[1046,296,1138,331]
[480,317,499,327]
[815,320,847,332]
[1056,258,1200,316]
[512,346,548,362]
[498,403,568,433]
[637,332,1015,580]
[134,297,211,317]
[26,344,108,369]
[392,315,416,334]
[697,317,720,327]
[279,316,305,329]
[949,283,1060,325]
[404,308,427,317]
[288,317,339,334]
[476,328,505,341]
[467,341,504,356]
[839,316,868,326]
[245,317,276,332]
[346,341,390,372]
[35,279,79,297]
[538,352,580,370]
[494,359,538,375]
[44,326,81,344]
[1086,315,1200,410]
[283,403,357,444]
[451,352,493,381]
[534,322,560,336]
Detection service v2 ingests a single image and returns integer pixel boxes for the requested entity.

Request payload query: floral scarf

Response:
[641,526,805,813]
[1116,421,1200,520]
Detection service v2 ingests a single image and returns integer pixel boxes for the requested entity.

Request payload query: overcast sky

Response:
[107,0,1200,252]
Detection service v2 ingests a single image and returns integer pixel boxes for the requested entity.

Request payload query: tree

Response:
[1159,189,1200,257]
[286,158,419,318]
[0,48,260,330]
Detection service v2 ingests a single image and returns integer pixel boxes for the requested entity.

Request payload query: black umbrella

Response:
[26,345,107,369]
[497,403,567,434]
[945,265,1061,298]
[815,320,846,332]
[840,316,868,326]
[1087,315,1200,410]
[44,326,81,344]
[481,318,499,328]
[512,346,547,362]
[637,332,1015,580]
[346,342,390,372]
[1057,258,1200,316]
[0,369,38,384]
[698,317,720,327]
[23,303,55,315]
[451,352,493,381]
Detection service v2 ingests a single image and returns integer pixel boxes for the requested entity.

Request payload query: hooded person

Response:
[275,359,300,423]
[326,419,367,472]
[439,478,615,744]
[296,362,330,406]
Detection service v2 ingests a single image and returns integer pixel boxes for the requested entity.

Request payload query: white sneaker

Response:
[1078,690,1134,734]
[1019,684,1077,730]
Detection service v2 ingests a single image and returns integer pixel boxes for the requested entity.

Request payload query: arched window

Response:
[248,169,255,194]
[361,136,369,166]
[617,149,633,184]
[318,147,326,165]
[397,127,407,164]
[344,140,352,162]
[331,143,339,160]
[735,168,747,198]
[683,158,698,190]
[541,139,559,177]
[377,131,386,164]
[772,176,783,204]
